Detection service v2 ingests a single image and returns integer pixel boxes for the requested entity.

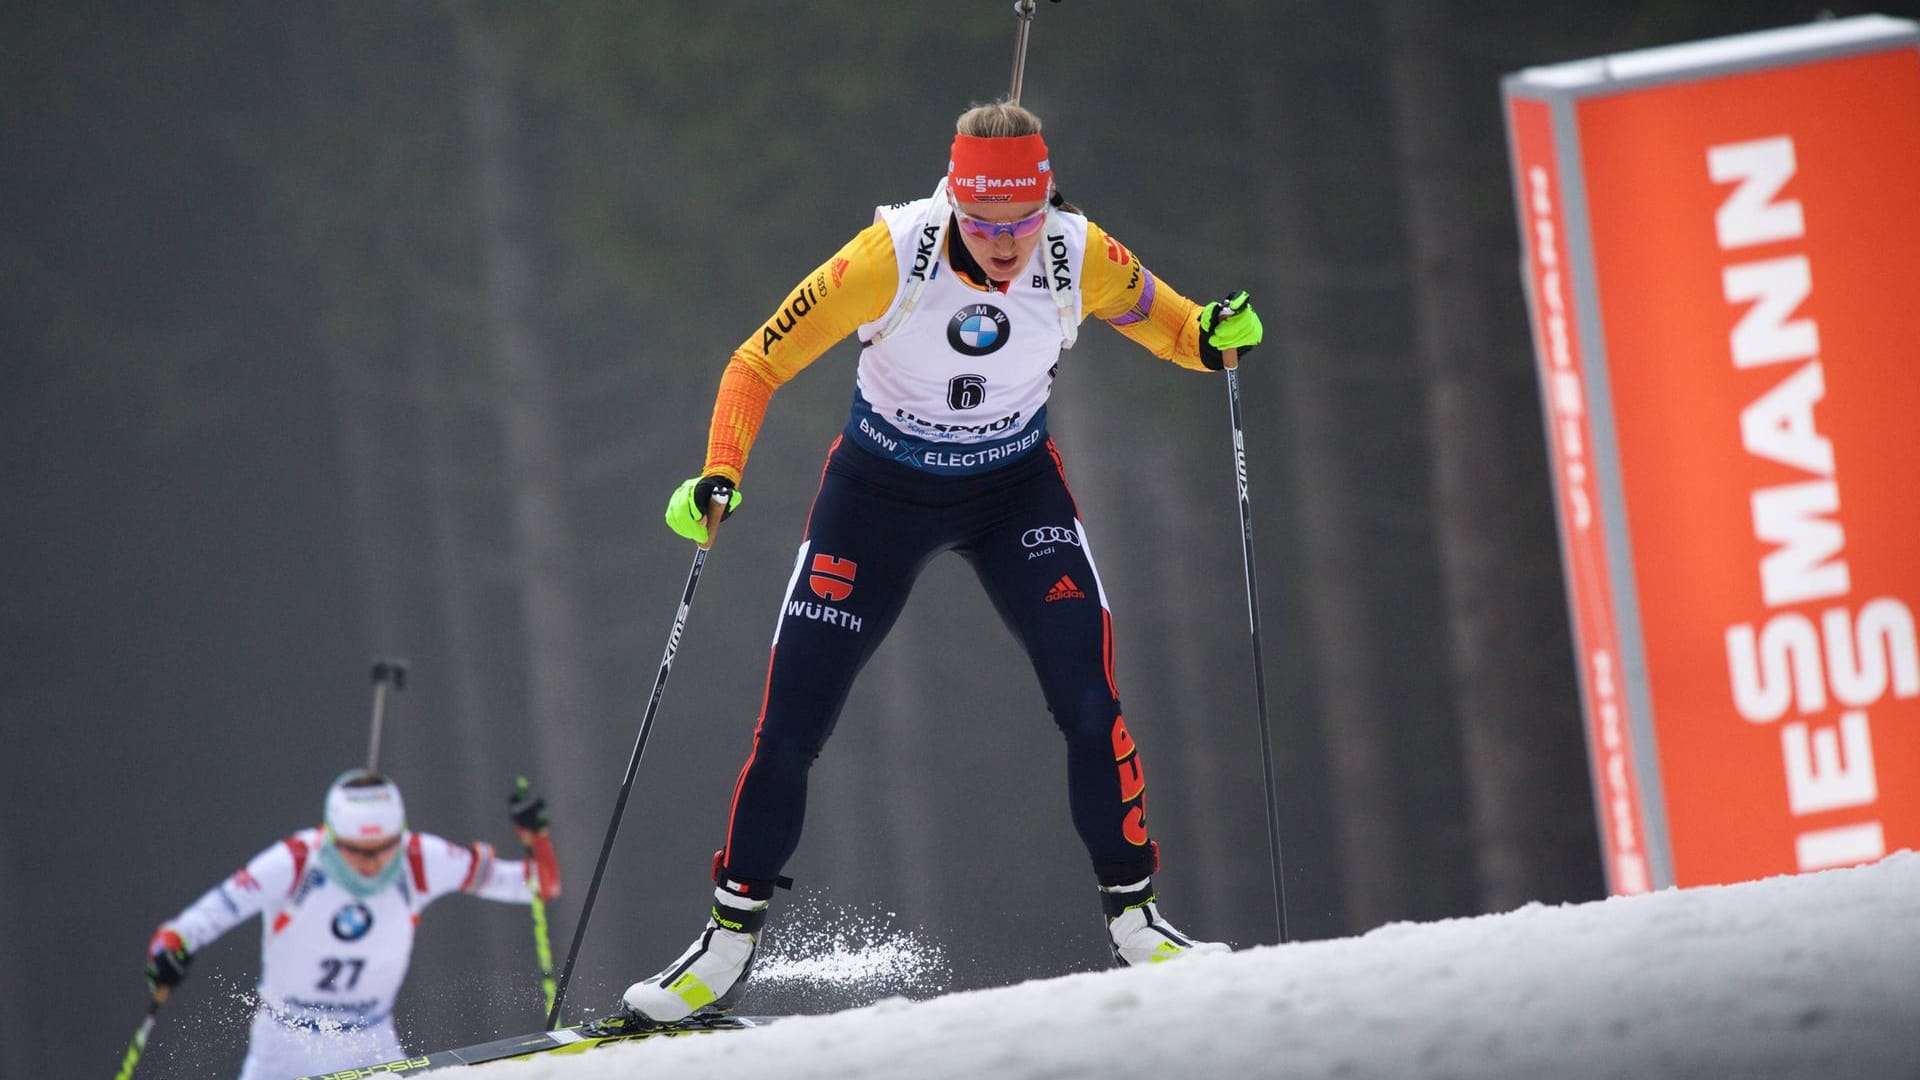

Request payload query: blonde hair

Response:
[955,101,1043,138]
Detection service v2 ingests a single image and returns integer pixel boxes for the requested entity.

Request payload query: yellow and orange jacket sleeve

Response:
[1081,221,1212,372]
[702,222,898,484]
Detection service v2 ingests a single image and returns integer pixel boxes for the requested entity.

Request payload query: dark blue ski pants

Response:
[719,436,1158,890]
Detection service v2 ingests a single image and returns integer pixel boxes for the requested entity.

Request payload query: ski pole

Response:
[514,778,559,1016]
[1007,0,1061,106]
[366,657,410,773]
[528,883,557,1016]
[1219,326,1292,944]
[546,487,732,1029]
[113,987,169,1080]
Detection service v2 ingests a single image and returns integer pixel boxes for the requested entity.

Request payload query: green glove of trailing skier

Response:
[664,475,741,545]
[145,927,191,992]
[1198,290,1263,370]
[508,776,563,900]
[509,776,550,835]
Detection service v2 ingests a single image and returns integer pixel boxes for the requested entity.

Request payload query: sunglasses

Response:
[951,204,1048,241]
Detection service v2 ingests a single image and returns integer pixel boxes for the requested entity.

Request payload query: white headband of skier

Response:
[325,772,406,845]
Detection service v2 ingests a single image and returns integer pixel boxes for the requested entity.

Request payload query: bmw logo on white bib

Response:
[948,304,1011,357]
[332,901,375,941]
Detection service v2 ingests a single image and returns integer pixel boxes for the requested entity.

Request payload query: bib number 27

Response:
[317,957,365,991]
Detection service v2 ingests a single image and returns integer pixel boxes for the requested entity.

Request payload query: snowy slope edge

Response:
[481,852,1920,1080]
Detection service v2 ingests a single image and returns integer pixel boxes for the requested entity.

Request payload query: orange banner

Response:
[1508,96,1652,895]
[1576,47,1920,886]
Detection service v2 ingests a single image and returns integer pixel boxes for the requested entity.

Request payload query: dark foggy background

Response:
[8,2,1914,1076]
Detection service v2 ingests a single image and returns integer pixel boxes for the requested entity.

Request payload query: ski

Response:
[291,1012,768,1078]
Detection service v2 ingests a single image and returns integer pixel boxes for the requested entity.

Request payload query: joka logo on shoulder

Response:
[809,553,857,601]
[948,303,1011,357]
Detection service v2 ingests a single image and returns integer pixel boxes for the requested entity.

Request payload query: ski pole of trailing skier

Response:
[546,489,732,1029]
[366,657,409,774]
[113,987,169,1080]
[514,777,559,1016]
[1220,319,1292,944]
[528,883,557,1016]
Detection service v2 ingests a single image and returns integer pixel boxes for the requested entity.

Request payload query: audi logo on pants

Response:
[1021,526,1081,548]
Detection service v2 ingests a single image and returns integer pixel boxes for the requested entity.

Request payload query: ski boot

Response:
[1102,878,1230,966]
[622,885,768,1023]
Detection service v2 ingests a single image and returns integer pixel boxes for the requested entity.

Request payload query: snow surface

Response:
[478,853,1920,1080]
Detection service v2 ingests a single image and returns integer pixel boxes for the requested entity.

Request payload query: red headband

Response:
[947,133,1052,204]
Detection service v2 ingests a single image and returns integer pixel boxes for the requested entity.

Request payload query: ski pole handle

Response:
[370,657,410,691]
[699,485,732,550]
[113,987,170,1080]
[1213,291,1249,372]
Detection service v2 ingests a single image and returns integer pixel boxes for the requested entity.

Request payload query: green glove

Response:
[664,474,741,544]
[1198,290,1263,369]
[145,927,192,991]
[508,776,550,833]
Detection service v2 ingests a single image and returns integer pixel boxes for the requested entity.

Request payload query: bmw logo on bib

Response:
[947,304,1011,357]
[332,901,375,941]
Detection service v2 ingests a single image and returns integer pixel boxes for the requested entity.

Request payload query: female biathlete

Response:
[623,100,1263,1022]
